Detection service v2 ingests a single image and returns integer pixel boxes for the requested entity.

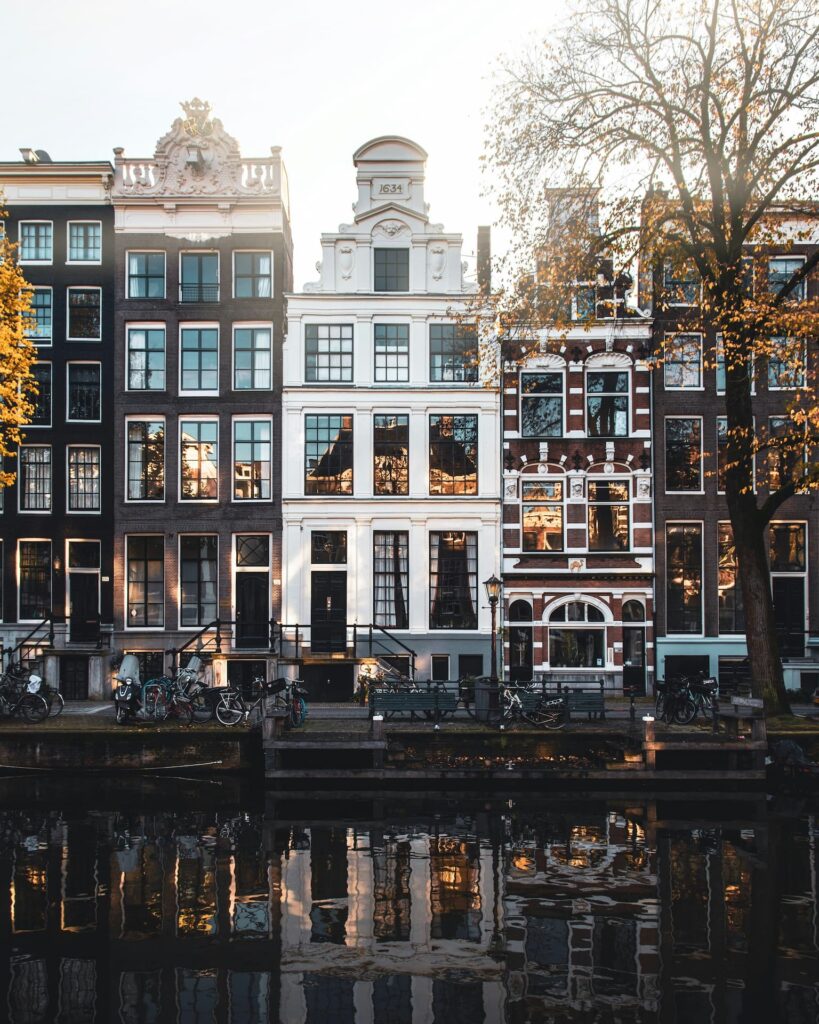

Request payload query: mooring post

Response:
[643,715,656,770]
[712,692,720,734]
[371,714,384,742]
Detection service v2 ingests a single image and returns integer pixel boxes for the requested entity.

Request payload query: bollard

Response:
[642,714,655,743]
[371,714,384,742]
[712,692,720,734]
[628,687,636,722]
[642,715,656,770]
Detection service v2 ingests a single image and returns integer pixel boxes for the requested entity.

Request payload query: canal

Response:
[0,781,816,1022]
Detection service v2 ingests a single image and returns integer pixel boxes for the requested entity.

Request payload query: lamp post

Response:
[484,574,502,722]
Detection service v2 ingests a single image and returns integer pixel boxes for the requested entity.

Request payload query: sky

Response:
[1,0,562,287]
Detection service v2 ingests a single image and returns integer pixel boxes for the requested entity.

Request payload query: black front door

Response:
[236,574,269,648]
[301,663,355,702]
[772,577,805,658]
[60,656,89,700]
[622,627,646,695]
[69,574,99,643]
[311,572,347,653]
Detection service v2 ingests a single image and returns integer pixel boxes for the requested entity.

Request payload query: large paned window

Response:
[27,288,52,343]
[233,251,272,298]
[718,523,744,633]
[521,480,563,551]
[311,532,347,564]
[429,532,478,630]
[180,536,218,627]
[429,325,478,383]
[127,536,164,627]
[19,541,51,620]
[180,420,218,500]
[587,481,630,551]
[127,328,166,391]
[665,418,702,491]
[233,419,271,500]
[180,252,219,302]
[67,447,101,511]
[67,363,101,421]
[374,324,409,382]
[767,416,805,489]
[586,371,629,436]
[715,334,754,396]
[233,327,271,390]
[373,414,409,495]
[31,364,51,426]
[305,324,353,383]
[717,417,727,492]
[664,334,702,388]
[19,222,52,262]
[429,414,478,495]
[128,252,165,298]
[180,327,218,392]
[768,256,806,300]
[662,260,700,305]
[19,446,51,511]
[127,420,164,501]
[769,522,806,572]
[304,415,353,495]
[767,336,805,389]
[374,248,409,291]
[67,288,101,340]
[548,602,606,668]
[666,524,702,633]
[521,372,562,436]
[373,532,409,629]
[67,222,101,262]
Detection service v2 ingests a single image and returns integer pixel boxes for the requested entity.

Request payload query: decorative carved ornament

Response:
[430,245,447,280]
[338,246,355,280]
[373,219,410,238]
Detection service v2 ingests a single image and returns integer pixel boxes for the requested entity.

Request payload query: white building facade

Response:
[281,137,500,697]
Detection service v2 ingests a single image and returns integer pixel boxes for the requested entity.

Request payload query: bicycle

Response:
[3,663,63,717]
[500,684,566,729]
[216,677,308,728]
[0,674,49,722]
[670,671,718,725]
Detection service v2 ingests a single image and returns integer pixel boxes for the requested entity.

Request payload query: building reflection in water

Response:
[0,798,816,1022]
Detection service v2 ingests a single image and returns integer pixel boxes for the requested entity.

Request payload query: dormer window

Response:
[374,248,409,291]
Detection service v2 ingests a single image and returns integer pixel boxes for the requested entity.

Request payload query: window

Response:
[180,536,218,627]
[429,325,478,383]
[311,532,347,564]
[67,222,101,262]
[429,532,478,630]
[374,324,409,382]
[233,419,271,500]
[127,420,164,501]
[234,251,272,298]
[431,655,450,681]
[305,324,353,383]
[128,252,165,298]
[19,541,51,620]
[233,327,271,390]
[67,363,101,421]
[373,414,408,495]
[67,447,100,511]
[374,532,409,628]
[31,364,51,426]
[664,334,702,388]
[666,524,702,633]
[769,523,806,572]
[304,414,353,495]
[126,536,164,627]
[19,446,51,511]
[588,481,630,550]
[718,523,744,633]
[67,288,101,340]
[374,248,409,291]
[662,259,700,305]
[715,333,754,394]
[180,327,218,392]
[180,420,218,500]
[429,414,478,495]
[521,480,563,551]
[521,372,563,436]
[180,252,219,302]
[236,534,269,567]
[767,416,805,490]
[26,288,52,343]
[127,328,165,391]
[767,336,805,389]
[572,284,596,320]
[586,371,628,436]
[19,222,52,263]
[665,418,702,491]
[548,602,605,668]
[768,256,805,300]
[717,417,727,492]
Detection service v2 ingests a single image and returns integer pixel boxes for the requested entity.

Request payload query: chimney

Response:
[477,225,491,293]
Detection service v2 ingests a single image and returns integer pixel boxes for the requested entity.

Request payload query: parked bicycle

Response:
[114,655,193,725]
[0,670,49,722]
[2,662,63,717]
[216,676,308,728]
[499,683,566,729]
[670,671,718,724]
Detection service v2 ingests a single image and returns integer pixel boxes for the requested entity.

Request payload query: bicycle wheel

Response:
[190,693,214,723]
[289,696,306,728]
[216,695,244,726]
[169,698,193,726]
[673,696,697,725]
[655,693,666,719]
[48,691,65,718]
[524,703,566,729]
[19,694,49,723]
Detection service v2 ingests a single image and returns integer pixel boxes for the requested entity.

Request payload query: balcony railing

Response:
[179,283,219,303]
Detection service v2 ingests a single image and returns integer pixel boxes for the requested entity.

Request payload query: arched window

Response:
[548,601,605,623]
[508,599,533,622]
[547,600,606,668]
[622,599,645,622]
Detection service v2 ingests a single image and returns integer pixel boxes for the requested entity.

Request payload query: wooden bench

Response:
[563,688,606,721]
[370,689,459,721]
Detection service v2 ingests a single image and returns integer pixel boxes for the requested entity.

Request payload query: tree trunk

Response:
[731,508,790,715]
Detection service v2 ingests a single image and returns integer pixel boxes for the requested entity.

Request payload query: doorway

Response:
[622,627,646,695]
[69,573,99,644]
[311,572,347,653]
[235,574,269,648]
[227,660,267,701]
[301,663,355,702]
[772,577,805,658]
[60,656,89,700]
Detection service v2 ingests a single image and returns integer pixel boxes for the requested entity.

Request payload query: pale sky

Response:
[1,0,561,287]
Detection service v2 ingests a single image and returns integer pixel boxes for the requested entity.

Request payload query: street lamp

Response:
[484,574,502,722]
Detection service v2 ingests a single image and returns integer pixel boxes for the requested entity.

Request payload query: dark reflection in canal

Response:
[0,787,816,1023]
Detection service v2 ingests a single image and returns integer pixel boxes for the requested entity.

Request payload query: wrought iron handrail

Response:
[272,622,418,677]
[167,619,231,674]
[1,616,56,670]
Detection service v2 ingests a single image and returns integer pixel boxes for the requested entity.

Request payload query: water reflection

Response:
[0,794,816,1022]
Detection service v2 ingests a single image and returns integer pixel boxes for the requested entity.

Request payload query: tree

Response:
[0,211,37,489]
[484,0,819,713]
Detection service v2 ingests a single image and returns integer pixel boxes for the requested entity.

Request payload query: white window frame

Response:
[66,444,102,515]
[231,532,272,647]
[662,259,702,307]
[373,321,411,383]
[178,415,220,503]
[767,335,807,391]
[125,323,167,393]
[663,333,703,390]
[126,249,167,300]
[124,415,166,505]
[177,533,219,631]
[586,477,632,552]
[18,444,52,514]
[519,370,565,438]
[179,249,220,303]
[664,415,704,495]
[232,322,273,392]
[715,332,755,396]
[768,255,806,301]
[584,366,631,438]
[29,361,52,429]
[231,414,273,504]
[124,534,165,631]
[27,286,53,346]
[18,220,53,265]
[520,478,565,553]
[178,322,220,397]
[66,220,102,265]
[17,538,52,623]
[65,538,102,632]
[232,249,274,299]
[768,519,809,649]
[665,519,705,638]
[66,361,102,424]
[66,286,102,342]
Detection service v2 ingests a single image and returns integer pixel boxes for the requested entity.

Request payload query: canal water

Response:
[0,782,816,1023]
